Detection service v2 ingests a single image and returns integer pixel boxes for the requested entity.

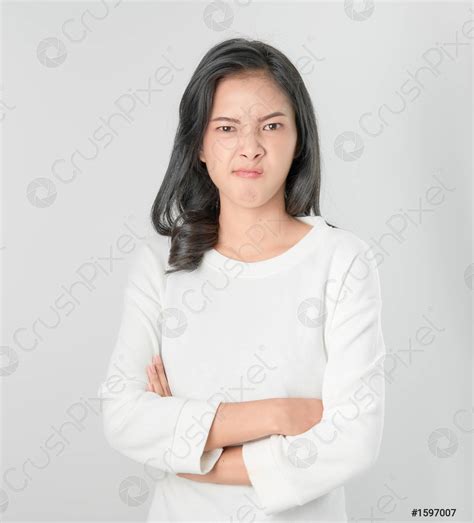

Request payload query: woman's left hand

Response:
[146,354,172,396]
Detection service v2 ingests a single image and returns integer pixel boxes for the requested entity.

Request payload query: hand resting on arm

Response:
[146,353,324,485]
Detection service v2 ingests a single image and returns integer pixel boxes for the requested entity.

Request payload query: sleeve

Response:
[241,243,386,515]
[97,241,224,474]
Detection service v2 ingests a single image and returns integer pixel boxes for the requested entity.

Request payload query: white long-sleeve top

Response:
[98,214,386,522]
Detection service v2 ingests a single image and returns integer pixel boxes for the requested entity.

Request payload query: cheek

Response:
[270,131,297,154]
[203,136,237,172]
[202,145,230,190]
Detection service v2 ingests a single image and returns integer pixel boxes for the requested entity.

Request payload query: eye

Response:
[216,123,282,133]
[263,122,282,131]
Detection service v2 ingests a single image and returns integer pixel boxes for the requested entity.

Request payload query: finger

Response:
[145,366,156,393]
[157,355,172,396]
[153,355,172,396]
[153,358,171,397]
[146,364,164,396]
[146,378,159,395]
[147,365,164,395]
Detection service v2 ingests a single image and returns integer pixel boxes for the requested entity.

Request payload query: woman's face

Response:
[199,72,298,208]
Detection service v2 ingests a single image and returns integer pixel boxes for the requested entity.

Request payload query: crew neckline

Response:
[202,215,327,278]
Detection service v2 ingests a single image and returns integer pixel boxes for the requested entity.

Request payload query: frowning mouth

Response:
[232,169,263,178]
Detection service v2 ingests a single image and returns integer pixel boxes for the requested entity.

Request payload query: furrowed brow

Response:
[210,111,287,124]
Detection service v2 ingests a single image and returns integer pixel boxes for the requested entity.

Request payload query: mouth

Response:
[232,169,263,179]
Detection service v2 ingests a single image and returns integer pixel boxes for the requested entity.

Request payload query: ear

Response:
[199,148,205,163]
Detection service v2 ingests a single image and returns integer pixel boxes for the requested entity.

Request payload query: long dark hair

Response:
[151,37,336,275]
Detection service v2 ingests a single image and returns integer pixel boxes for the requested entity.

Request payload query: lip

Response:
[233,169,263,178]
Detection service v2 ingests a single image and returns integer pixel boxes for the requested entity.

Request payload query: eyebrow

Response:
[210,111,288,124]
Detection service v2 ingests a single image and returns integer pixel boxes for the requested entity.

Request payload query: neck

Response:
[215,191,299,257]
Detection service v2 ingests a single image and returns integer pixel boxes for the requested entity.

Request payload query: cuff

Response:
[242,435,301,515]
[170,399,223,474]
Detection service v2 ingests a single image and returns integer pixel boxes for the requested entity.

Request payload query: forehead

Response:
[211,72,293,117]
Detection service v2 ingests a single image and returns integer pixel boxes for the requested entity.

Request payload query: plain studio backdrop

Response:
[1,0,472,521]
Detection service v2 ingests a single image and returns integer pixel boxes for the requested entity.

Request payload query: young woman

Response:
[98,38,386,522]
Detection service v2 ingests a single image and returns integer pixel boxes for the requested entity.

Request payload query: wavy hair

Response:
[151,37,337,274]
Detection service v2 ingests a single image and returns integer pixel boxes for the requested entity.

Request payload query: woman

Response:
[98,38,386,522]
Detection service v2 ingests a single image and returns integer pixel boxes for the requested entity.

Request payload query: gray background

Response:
[1,0,472,521]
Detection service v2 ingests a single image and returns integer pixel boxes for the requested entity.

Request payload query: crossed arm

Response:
[146,354,323,486]
[101,242,385,516]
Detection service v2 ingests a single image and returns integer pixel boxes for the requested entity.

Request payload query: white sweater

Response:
[98,214,386,522]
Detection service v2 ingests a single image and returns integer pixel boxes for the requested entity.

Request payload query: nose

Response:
[238,126,264,160]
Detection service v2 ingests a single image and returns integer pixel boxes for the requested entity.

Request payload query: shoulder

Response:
[325,223,372,260]
[309,215,372,260]
[129,232,172,279]
[318,219,383,304]
[311,216,381,279]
